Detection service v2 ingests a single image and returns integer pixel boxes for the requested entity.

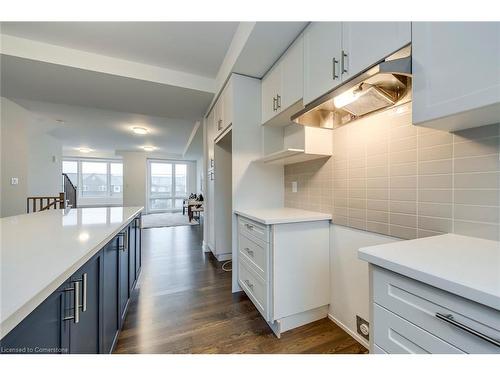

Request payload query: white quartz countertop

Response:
[234,207,332,225]
[358,233,500,310]
[0,206,143,339]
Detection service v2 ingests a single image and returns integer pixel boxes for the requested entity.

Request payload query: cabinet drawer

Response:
[238,233,267,280]
[373,266,500,354]
[374,304,464,354]
[238,217,269,243]
[238,258,268,318]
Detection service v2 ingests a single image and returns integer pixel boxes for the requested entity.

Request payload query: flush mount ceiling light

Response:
[55,119,65,124]
[132,127,148,135]
[78,147,93,153]
[142,146,155,152]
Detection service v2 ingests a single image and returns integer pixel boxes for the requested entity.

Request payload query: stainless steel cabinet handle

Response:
[244,279,254,289]
[341,50,348,74]
[435,313,500,348]
[245,223,254,230]
[81,273,87,312]
[276,94,281,110]
[217,119,223,130]
[117,231,128,251]
[332,57,339,79]
[272,97,277,111]
[63,281,80,323]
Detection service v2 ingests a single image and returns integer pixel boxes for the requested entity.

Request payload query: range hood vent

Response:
[292,46,412,129]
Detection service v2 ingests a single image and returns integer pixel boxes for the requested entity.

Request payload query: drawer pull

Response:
[244,247,254,256]
[435,313,500,348]
[245,223,254,230]
[244,279,254,289]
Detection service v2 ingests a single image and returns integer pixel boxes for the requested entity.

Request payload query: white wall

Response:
[329,224,400,347]
[1,97,63,217]
[120,151,148,209]
[1,97,29,217]
[28,133,62,197]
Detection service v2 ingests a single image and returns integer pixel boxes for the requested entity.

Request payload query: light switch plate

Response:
[292,181,298,193]
[11,177,19,185]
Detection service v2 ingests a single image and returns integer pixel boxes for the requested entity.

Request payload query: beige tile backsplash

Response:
[284,102,500,241]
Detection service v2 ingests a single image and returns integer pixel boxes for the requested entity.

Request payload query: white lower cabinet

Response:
[236,215,330,337]
[371,266,500,354]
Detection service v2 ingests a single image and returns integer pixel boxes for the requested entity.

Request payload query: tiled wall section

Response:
[284,102,500,241]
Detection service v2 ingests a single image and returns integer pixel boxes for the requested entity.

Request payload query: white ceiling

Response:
[13,98,196,156]
[0,22,239,78]
[0,22,307,157]
[0,55,213,121]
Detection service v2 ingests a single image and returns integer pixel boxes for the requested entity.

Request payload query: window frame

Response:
[147,159,192,213]
[62,157,123,200]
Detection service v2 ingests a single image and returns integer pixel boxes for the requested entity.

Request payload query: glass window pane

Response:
[110,162,123,197]
[174,199,184,209]
[81,162,108,197]
[175,164,187,196]
[150,163,172,196]
[149,198,172,210]
[62,161,78,186]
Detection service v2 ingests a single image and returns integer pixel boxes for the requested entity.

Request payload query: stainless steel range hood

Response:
[292,45,412,129]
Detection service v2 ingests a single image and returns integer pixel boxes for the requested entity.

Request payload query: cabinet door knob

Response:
[244,279,254,289]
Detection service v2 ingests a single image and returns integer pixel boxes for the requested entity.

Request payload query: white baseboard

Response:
[328,313,369,349]
[215,253,232,262]
[202,241,210,253]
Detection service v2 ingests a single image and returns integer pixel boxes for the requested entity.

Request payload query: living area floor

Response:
[113,224,368,354]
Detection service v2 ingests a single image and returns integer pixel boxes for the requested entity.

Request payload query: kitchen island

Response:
[0,206,143,354]
[358,234,500,354]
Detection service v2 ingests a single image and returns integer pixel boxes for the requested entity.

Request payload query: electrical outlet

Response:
[356,315,370,341]
[291,181,298,193]
[10,177,19,185]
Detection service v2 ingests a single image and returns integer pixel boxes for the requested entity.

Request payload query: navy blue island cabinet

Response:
[0,214,142,354]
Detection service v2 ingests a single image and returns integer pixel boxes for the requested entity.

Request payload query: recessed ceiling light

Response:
[142,146,155,152]
[78,147,93,153]
[55,119,65,124]
[132,127,148,135]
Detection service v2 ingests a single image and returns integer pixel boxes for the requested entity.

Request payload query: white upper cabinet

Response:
[341,22,411,81]
[261,63,282,124]
[261,36,304,125]
[412,22,500,131]
[303,22,342,105]
[303,22,411,105]
[222,78,233,130]
[281,36,303,110]
[213,79,233,139]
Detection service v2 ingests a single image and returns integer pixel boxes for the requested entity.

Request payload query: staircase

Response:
[25,174,78,213]
[62,173,77,209]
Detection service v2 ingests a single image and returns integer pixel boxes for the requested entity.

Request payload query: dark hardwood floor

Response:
[114,224,368,354]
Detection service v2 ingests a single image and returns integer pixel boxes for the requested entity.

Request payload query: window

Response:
[148,160,191,212]
[62,160,78,186]
[110,163,123,196]
[62,158,123,200]
[81,161,108,197]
